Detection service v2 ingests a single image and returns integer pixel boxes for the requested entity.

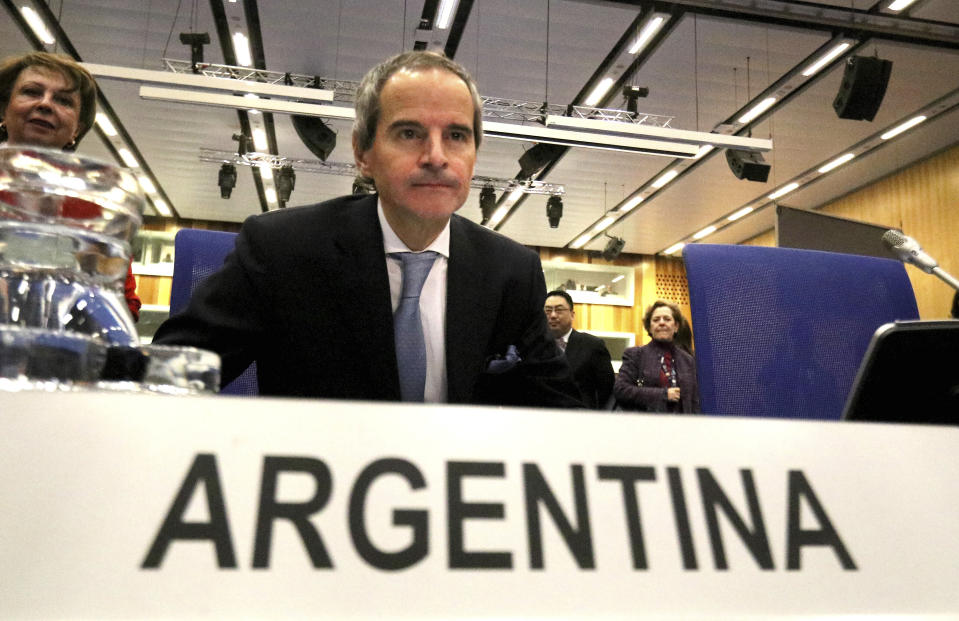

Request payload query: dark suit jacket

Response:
[153,194,582,408]
[564,329,615,409]
[614,342,701,413]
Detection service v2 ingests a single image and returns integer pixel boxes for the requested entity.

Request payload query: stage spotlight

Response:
[217,163,237,199]
[352,175,375,195]
[602,235,626,261]
[546,195,563,228]
[232,132,251,155]
[179,32,210,73]
[277,165,296,203]
[622,84,649,115]
[726,149,770,182]
[519,143,565,179]
[479,184,497,224]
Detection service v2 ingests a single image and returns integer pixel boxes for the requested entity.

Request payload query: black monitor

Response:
[842,320,959,425]
[776,204,898,260]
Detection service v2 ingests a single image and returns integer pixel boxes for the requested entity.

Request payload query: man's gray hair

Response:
[352,51,483,153]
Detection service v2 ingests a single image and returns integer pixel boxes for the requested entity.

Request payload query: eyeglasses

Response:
[543,305,570,314]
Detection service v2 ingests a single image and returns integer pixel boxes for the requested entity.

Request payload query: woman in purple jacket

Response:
[615,300,700,413]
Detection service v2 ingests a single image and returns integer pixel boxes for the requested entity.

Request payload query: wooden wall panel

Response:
[535,248,688,345]
[741,143,959,318]
[135,275,172,306]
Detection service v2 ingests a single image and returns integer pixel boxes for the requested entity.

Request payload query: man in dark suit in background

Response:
[153,51,581,408]
[544,290,615,409]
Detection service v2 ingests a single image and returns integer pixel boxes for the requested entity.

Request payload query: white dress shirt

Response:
[379,202,449,403]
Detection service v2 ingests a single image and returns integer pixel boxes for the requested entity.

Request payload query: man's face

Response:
[354,67,476,227]
[544,295,574,338]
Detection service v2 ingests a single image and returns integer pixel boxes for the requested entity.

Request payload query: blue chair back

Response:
[682,244,918,420]
[171,229,258,396]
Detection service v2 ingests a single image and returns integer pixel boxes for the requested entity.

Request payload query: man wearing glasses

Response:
[544,290,615,409]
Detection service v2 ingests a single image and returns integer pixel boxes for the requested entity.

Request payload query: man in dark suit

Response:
[153,51,581,408]
[544,290,615,409]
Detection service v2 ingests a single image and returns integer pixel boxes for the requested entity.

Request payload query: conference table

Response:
[2,389,957,619]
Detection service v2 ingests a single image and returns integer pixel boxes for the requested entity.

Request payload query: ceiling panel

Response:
[1,0,956,256]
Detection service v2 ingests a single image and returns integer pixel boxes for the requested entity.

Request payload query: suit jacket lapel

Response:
[446,215,497,402]
[330,196,401,399]
[564,330,584,369]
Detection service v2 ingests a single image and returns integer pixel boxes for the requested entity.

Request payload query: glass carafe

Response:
[0,146,142,347]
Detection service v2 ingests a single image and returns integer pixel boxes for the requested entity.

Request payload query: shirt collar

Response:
[378,199,450,257]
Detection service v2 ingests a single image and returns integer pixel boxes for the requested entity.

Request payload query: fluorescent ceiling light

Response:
[488,206,510,227]
[887,0,918,10]
[20,6,54,44]
[152,199,171,216]
[693,145,714,159]
[652,169,679,188]
[546,116,771,153]
[628,16,665,54]
[117,148,139,168]
[727,206,754,221]
[138,175,156,194]
[619,195,643,212]
[693,225,717,240]
[233,32,252,67]
[584,77,615,107]
[768,182,799,200]
[258,164,273,180]
[663,242,685,255]
[570,233,593,249]
[881,115,927,140]
[265,187,277,203]
[436,0,459,29]
[801,42,851,77]
[506,186,525,204]
[252,128,268,151]
[95,113,117,137]
[738,97,777,124]
[593,216,616,233]
[611,275,625,283]
[818,152,856,173]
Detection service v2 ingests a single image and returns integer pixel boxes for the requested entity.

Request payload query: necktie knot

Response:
[392,251,439,300]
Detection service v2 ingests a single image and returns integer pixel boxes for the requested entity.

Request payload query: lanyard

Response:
[660,354,678,387]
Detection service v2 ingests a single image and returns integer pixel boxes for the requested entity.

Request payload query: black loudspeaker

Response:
[519,143,565,178]
[832,56,892,122]
[291,115,337,161]
[726,149,770,183]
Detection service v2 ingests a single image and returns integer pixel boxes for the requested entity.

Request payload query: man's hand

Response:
[667,387,681,402]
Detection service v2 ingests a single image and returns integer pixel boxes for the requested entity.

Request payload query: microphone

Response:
[881,229,938,273]
[882,229,959,291]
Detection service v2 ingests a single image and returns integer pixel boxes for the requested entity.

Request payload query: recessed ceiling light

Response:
[768,182,799,200]
[881,115,927,140]
[818,153,856,173]
[738,97,777,124]
[584,77,614,107]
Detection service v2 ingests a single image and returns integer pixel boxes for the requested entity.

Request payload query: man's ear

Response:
[353,134,371,178]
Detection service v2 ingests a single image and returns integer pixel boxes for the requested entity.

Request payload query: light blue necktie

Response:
[392,251,438,402]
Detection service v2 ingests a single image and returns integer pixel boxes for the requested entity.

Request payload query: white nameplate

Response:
[1,390,957,618]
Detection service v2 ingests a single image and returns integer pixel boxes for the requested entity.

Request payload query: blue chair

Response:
[682,244,918,420]
[170,229,258,396]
